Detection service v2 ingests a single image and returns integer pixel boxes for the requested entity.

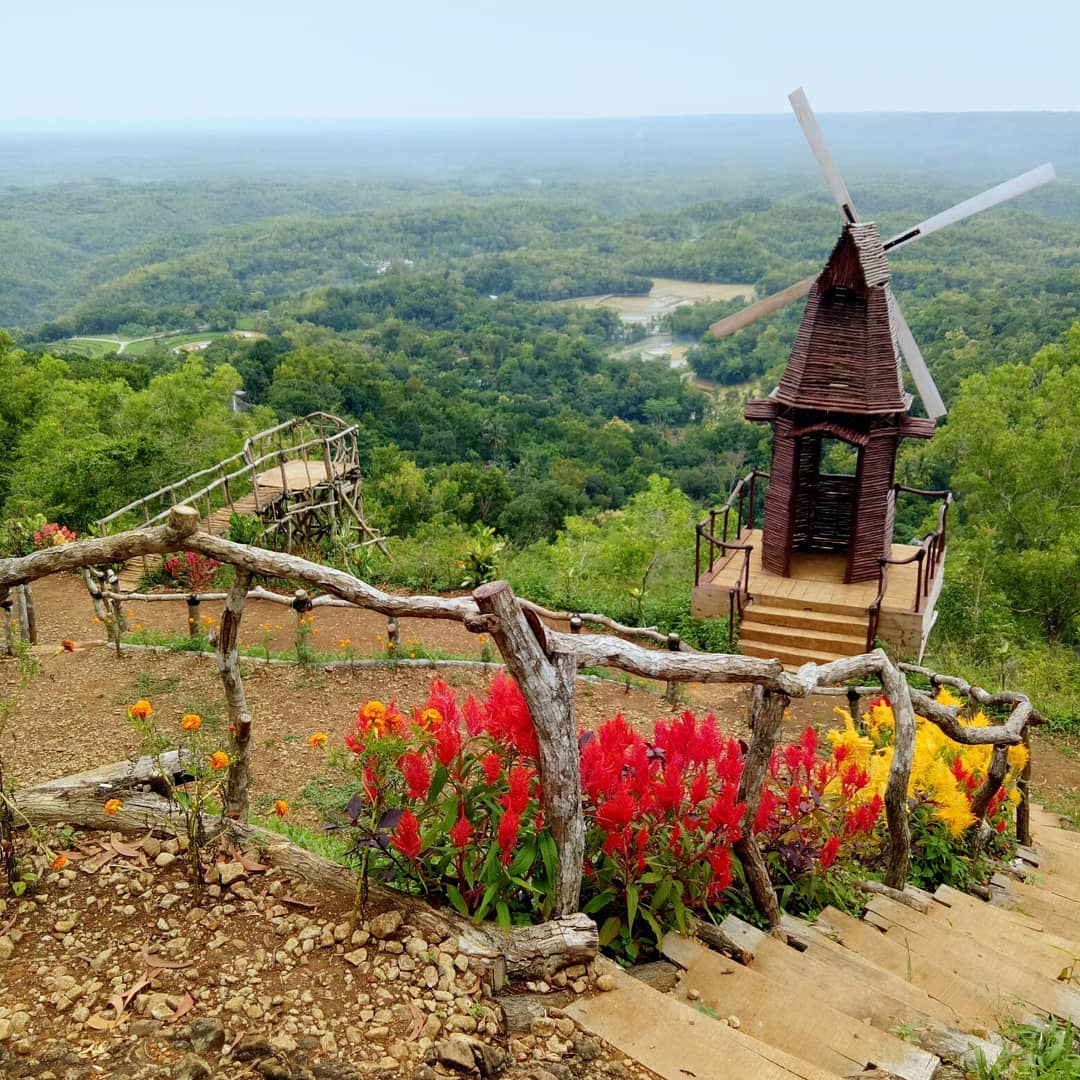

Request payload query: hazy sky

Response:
[5,0,1079,128]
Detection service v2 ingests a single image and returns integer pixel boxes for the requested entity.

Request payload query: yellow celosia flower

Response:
[934,798,977,836]
[827,708,874,771]
[1007,743,1029,775]
[935,686,965,708]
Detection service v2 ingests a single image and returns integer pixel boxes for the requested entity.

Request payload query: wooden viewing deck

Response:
[97,413,385,593]
[692,528,944,667]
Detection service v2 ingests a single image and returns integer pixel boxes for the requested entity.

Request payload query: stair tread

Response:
[739,640,853,666]
[738,624,866,649]
[744,602,867,626]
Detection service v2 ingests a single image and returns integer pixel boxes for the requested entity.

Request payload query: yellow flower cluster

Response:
[827,687,1027,837]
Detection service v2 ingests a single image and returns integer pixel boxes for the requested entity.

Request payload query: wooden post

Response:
[22,583,37,645]
[970,744,1009,822]
[880,663,916,890]
[13,585,30,643]
[473,581,585,917]
[0,587,14,656]
[219,568,254,818]
[664,632,681,706]
[1016,726,1032,846]
[732,686,786,929]
[386,617,399,652]
[187,594,200,638]
[83,569,109,623]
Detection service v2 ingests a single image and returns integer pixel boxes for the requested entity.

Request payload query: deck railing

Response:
[95,413,359,534]
[867,486,952,651]
[694,470,769,648]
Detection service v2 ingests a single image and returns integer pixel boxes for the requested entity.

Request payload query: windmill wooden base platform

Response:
[692,527,944,667]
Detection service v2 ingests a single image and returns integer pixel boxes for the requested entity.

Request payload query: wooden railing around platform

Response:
[867,486,952,651]
[95,413,360,534]
[695,471,769,647]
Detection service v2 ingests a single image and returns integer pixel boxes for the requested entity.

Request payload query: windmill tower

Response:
[691,90,1055,666]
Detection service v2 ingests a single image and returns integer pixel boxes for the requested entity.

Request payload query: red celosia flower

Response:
[753,787,779,832]
[391,810,422,859]
[478,672,538,759]
[596,785,636,834]
[426,678,459,731]
[689,769,710,806]
[843,794,883,838]
[449,812,473,849]
[481,752,502,786]
[434,722,462,767]
[995,818,1007,834]
[401,751,432,799]
[497,809,521,864]
[707,848,733,894]
[363,765,378,802]
[505,764,533,814]
[819,835,841,869]
[786,783,803,819]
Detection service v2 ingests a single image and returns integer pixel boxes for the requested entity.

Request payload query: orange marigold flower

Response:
[273,800,289,817]
[61,639,75,652]
[51,853,68,871]
[181,713,202,731]
[309,731,329,748]
[419,707,444,730]
[129,700,153,719]
[209,751,230,770]
[104,798,122,815]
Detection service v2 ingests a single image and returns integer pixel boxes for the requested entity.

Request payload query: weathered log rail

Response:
[0,507,1044,927]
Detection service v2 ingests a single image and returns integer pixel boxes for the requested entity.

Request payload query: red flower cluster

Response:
[163,551,223,593]
[758,725,882,875]
[581,710,744,897]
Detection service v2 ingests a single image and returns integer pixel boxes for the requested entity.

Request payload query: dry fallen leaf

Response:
[169,993,196,1022]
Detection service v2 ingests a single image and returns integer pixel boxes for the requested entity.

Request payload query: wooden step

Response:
[716,915,1001,1069]
[564,959,835,1079]
[749,591,871,617]
[661,932,939,1079]
[788,909,1027,1029]
[929,885,1080,970]
[738,623,866,653]
[738,640,853,668]
[741,602,867,636]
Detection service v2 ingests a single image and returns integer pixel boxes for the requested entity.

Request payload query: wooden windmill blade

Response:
[888,294,947,419]
[884,163,1057,251]
[788,87,858,223]
[712,163,1057,340]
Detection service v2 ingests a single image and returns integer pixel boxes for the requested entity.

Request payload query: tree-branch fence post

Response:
[880,663,917,889]
[732,685,786,929]
[219,568,254,818]
[473,581,585,917]
[0,588,13,656]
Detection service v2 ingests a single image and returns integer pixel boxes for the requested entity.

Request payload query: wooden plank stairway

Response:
[738,592,869,668]
[566,807,1080,1078]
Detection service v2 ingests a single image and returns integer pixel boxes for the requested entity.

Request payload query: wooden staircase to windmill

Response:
[566,804,1080,1079]
[95,413,386,593]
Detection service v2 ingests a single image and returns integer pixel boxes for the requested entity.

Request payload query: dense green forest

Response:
[2,117,1080,717]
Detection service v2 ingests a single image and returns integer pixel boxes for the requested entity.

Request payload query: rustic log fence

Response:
[0,507,1045,930]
